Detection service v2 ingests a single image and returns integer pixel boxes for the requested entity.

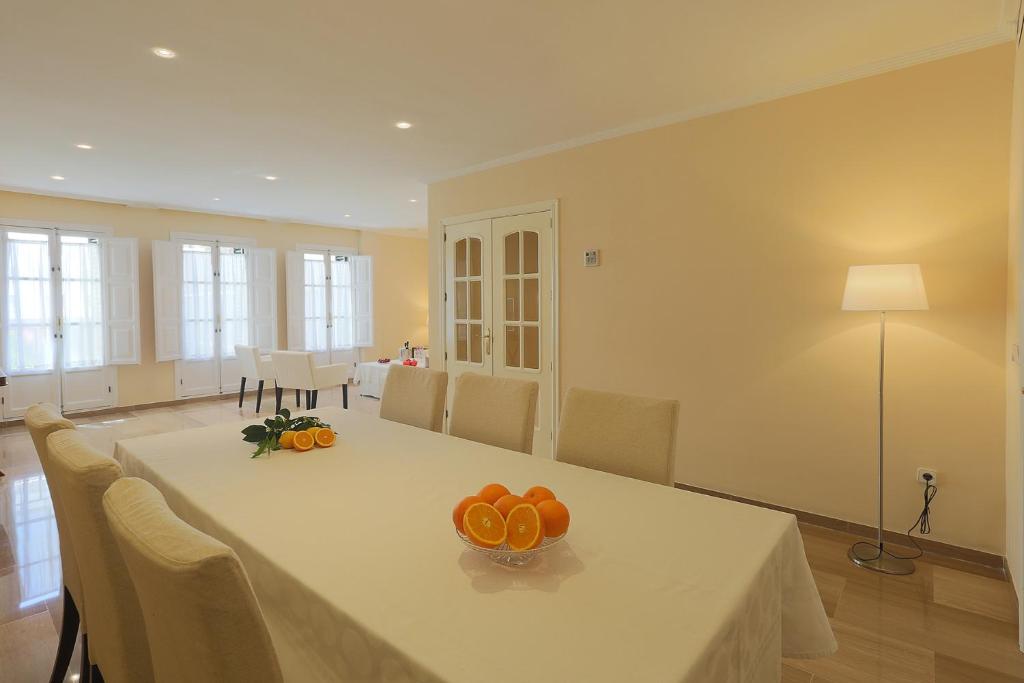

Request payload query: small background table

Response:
[354,360,403,399]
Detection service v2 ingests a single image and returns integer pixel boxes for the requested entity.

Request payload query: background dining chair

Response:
[379,365,448,432]
[235,345,275,413]
[24,404,87,683]
[555,387,680,486]
[448,372,539,453]
[46,430,155,683]
[103,477,283,683]
[270,351,350,412]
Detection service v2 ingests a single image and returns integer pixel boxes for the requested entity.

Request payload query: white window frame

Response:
[287,244,373,352]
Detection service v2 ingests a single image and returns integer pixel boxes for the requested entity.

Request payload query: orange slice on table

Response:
[536,500,570,537]
[453,495,485,534]
[505,504,545,551]
[279,430,297,449]
[293,431,315,452]
[523,485,556,506]
[306,426,323,437]
[314,429,336,448]
[462,503,507,548]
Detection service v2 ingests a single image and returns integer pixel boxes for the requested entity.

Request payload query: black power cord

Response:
[850,473,937,561]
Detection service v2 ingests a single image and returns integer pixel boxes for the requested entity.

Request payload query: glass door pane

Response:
[59,236,104,369]
[218,246,249,358]
[4,231,54,373]
[182,244,215,360]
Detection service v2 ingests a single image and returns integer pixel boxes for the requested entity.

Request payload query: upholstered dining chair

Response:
[271,350,350,412]
[46,430,155,683]
[235,345,275,413]
[103,477,283,683]
[448,373,539,453]
[379,365,448,432]
[24,404,86,683]
[555,387,680,486]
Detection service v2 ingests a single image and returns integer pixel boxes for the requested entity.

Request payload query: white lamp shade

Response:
[842,264,928,311]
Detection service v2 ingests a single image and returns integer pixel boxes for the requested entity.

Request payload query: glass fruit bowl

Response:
[456,530,566,567]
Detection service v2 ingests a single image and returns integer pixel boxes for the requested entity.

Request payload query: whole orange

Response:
[452,495,484,534]
[536,499,570,537]
[523,485,556,506]
[477,483,511,505]
[493,494,526,519]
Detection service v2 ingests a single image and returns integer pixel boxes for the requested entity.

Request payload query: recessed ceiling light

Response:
[151,47,177,59]
[343,214,352,218]
[263,175,278,181]
[50,175,65,180]
[409,199,418,203]
[75,143,93,150]
[395,121,412,129]
[212,197,221,201]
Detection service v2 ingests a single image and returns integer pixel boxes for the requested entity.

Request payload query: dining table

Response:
[113,407,836,682]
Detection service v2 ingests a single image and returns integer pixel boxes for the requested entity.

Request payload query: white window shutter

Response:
[248,247,277,352]
[353,254,373,348]
[103,237,141,364]
[285,250,305,350]
[152,240,182,361]
[0,231,6,376]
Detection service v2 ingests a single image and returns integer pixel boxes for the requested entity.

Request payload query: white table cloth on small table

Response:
[354,361,401,399]
[114,408,836,683]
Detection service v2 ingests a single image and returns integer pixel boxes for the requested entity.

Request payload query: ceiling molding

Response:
[425,27,1016,185]
[0,184,425,234]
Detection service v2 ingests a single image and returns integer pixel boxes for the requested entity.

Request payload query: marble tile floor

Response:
[0,389,1022,682]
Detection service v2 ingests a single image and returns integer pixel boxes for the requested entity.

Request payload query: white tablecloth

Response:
[354,362,400,398]
[113,408,835,683]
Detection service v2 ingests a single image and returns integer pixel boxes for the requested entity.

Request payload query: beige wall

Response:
[1007,40,1024,597]
[429,45,1014,554]
[0,190,428,406]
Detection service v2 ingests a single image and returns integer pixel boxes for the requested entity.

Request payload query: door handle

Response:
[483,327,491,356]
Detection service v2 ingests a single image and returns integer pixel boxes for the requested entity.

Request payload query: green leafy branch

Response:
[241,408,333,458]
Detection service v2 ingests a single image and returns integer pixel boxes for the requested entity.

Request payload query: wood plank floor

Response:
[1,388,1022,682]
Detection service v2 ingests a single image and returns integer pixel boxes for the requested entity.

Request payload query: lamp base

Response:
[848,544,915,575]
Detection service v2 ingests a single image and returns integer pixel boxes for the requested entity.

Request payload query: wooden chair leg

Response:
[310,390,318,409]
[255,380,265,413]
[238,376,247,408]
[48,586,78,683]
[91,663,105,683]
[343,383,349,409]
[80,632,91,683]
[295,389,301,407]
[275,386,283,414]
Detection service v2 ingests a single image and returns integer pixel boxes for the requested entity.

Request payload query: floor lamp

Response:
[842,264,928,575]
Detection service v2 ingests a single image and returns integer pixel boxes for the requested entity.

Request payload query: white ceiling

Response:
[0,1,1016,230]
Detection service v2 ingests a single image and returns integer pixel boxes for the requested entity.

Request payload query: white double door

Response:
[1,226,139,417]
[165,241,277,398]
[444,210,555,456]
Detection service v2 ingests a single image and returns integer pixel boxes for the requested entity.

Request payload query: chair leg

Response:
[275,386,283,414]
[304,390,310,409]
[255,380,265,414]
[48,586,78,683]
[80,632,91,683]
[310,390,318,409]
[294,389,299,406]
[342,383,349,409]
[238,376,247,408]
[91,663,105,683]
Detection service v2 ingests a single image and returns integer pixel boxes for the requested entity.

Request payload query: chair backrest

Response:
[449,373,539,453]
[235,345,262,378]
[271,350,316,389]
[379,365,448,432]
[24,404,85,626]
[555,387,680,486]
[103,477,283,683]
[46,430,154,683]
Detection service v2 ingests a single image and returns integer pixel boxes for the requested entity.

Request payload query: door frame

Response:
[438,200,560,450]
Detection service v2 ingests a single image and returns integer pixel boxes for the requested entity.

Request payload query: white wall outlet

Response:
[584,249,600,267]
[916,467,937,484]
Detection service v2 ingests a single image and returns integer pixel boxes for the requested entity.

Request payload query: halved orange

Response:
[279,430,297,449]
[505,504,544,551]
[462,503,507,548]
[314,429,336,448]
[293,430,315,452]
[306,426,323,437]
